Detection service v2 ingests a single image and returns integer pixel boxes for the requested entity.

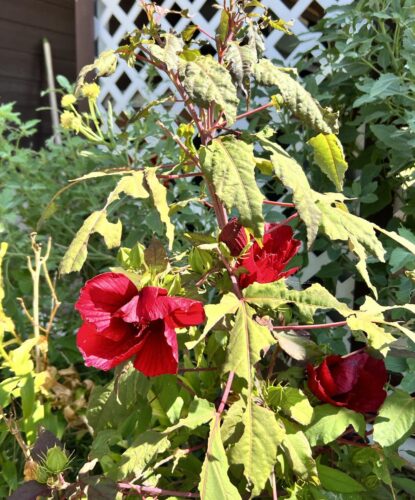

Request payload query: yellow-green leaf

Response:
[0,243,14,337]
[200,136,264,237]
[254,59,338,134]
[145,167,175,250]
[259,134,321,247]
[308,133,348,191]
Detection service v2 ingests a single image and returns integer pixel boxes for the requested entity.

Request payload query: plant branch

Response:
[118,483,199,498]
[264,200,295,208]
[265,212,299,234]
[236,101,274,121]
[156,121,199,167]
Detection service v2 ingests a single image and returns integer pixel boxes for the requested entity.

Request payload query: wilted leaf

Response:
[147,34,184,71]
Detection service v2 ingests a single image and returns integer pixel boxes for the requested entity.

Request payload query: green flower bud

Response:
[35,465,50,484]
[44,445,69,474]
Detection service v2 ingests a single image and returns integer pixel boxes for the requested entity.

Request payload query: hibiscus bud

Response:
[35,465,50,484]
[189,247,213,274]
[219,218,248,257]
[363,475,379,490]
[307,351,387,413]
[44,446,69,474]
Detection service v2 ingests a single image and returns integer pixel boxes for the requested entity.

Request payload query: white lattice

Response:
[94,0,354,295]
[94,0,351,114]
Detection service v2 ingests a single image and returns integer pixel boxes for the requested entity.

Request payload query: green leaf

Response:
[268,386,314,425]
[0,242,14,337]
[147,34,184,72]
[112,430,170,480]
[259,134,321,247]
[164,397,214,433]
[76,49,117,93]
[200,136,264,237]
[305,405,365,446]
[6,338,38,375]
[308,133,348,191]
[145,167,175,250]
[186,293,240,349]
[347,315,395,355]
[199,418,241,500]
[60,210,121,274]
[179,55,239,124]
[375,224,415,256]
[254,59,337,134]
[282,420,318,482]
[316,463,366,493]
[349,236,378,298]
[225,42,257,96]
[244,281,353,324]
[223,302,275,383]
[60,172,149,274]
[373,389,415,448]
[275,331,322,361]
[228,398,285,496]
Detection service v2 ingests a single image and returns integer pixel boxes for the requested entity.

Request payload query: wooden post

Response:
[75,0,95,73]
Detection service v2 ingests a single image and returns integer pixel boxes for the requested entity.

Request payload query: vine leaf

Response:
[179,55,239,124]
[60,172,149,274]
[373,390,415,448]
[145,167,175,250]
[268,386,313,426]
[200,136,264,237]
[227,398,285,496]
[254,59,338,134]
[259,134,321,247]
[164,397,214,433]
[199,418,241,500]
[308,133,348,191]
[223,302,275,383]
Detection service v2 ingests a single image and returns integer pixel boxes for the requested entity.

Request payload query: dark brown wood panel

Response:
[0,0,78,145]
[0,0,75,35]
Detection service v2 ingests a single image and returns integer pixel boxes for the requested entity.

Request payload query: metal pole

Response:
[43,37,62,145]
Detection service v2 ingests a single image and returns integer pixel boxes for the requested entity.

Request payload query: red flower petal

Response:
[165,297,206,327]
[219,218,249,256]
[77,322,144,371]
[307,364,347,407]
[75,273,138,336]
[133,320,178,376]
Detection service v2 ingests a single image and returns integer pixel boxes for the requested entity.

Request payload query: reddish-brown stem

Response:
[217,371,235,415]
[196,25,215,40]
[273,321,347,331]
[265,212,299,234]
[236,101,274,121]
[158,173,204,180]
[264,200,296,208]
[118,483,199,498]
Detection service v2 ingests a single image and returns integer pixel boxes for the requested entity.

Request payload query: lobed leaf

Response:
[200,136,264,237]
[308,133,348,191]
[147,34,184,72]
[282,420,318,482]
[259,134,321,247]
[254,59,338,134]
[179,55,239,124]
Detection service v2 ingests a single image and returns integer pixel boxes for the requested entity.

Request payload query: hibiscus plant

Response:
[10,1,415,498]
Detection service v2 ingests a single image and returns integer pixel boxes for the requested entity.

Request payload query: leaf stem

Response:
[273,320,347,331]
[265,212,299,234]
[118,483,200,498]
[236,101,274,121]
[263,200,295,208]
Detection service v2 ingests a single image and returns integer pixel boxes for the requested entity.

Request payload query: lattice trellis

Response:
[95,0,351,114]
[94,0,353,298]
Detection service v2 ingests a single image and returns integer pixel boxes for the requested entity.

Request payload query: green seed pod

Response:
[44,445,69,474]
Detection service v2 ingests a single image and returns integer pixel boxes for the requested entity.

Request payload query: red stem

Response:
[236,102,274,121]
[265,212,299,234]
[118,483,200,498]
[158,173,204,180]
[264,200,295,208]
[273,321,347,331]
[217,371,235,415]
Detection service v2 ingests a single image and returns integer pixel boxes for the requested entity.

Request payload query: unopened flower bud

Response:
[35,465,50,484]
[60,111,82,132]
[219,218,248,257]
[61,94,76,108]
[189,247,213,274]
[81,82,100,100]
[44,445,69,474]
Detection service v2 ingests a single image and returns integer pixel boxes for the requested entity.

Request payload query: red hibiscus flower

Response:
[75,272,205,377]
[219,218,301,289]
[307,351,387,413]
